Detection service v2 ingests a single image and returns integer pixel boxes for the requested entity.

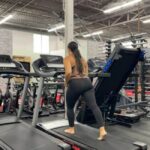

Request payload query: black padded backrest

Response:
[94,46,141,106]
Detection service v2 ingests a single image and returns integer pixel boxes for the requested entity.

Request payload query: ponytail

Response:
[68,41,83,74]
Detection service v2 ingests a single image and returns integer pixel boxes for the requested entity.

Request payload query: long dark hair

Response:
[68,41,83,74]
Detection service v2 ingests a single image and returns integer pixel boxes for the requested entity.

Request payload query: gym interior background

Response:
[0,0,150,150]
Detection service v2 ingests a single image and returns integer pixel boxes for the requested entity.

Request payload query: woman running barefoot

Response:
[64,41,107,140]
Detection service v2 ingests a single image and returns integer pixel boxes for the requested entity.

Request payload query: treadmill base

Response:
[0,122,70,150]
[37,122,136,150]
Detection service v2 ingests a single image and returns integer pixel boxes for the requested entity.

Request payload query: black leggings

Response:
[66,77,104,127]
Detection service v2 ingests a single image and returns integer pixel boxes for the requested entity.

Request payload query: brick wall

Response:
[0,29,13,94]
[0,29,12,55]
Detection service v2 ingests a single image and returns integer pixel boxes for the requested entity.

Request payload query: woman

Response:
[64,41,107,140]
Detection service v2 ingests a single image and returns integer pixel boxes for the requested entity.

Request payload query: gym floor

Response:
[24,113,150,149]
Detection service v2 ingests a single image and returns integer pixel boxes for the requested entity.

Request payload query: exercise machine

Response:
[0,74,16,114]
[0,54,30,124]
[0,54,70,150]
[31,51,146,150]
[20,76,50,117]
[88,58,105,72]
[77,44,145,127]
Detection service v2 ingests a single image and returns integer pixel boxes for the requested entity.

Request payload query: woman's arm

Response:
[64,57,72,85]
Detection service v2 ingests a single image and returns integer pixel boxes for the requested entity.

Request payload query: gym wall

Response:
[0,29,13,94]
[144,38,150,57]
[12,30,40,62]
[0,29,12,55]
[12,30,89,60]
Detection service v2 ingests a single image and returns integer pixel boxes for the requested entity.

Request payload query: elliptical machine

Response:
[0,74,16,114]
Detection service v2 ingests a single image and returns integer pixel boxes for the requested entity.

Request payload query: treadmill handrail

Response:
[33,58,111,78]
[0,61,30,76]
[32,59,56,78]
[0,55,30,76]
[0,55,29,76]
[89,72,111,78]
[0,70,29,76]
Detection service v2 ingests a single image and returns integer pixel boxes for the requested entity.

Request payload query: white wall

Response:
[12,31,65,61]
[49,35,64,51]
[49,38,88,59]
[12,30,89,61]
[78,39,88,59]
[12,31,39,62]
[87,40,107,59]
[9,30,150,62]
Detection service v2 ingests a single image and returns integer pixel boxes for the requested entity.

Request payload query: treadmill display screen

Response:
[0,55,16,68]
[0,140,13,150]
[40,55,64,68]
[0,55,12,63]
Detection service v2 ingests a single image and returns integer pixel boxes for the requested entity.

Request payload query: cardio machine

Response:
[0,54,30,124]
[0,55,70,150]
[77,45,145,127]
[31,46,146,150]
[0,74,16,114]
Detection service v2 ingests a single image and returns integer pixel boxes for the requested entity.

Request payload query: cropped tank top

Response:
[63,53,88,83]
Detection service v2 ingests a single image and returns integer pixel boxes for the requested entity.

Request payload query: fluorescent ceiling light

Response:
[83,30,103,38]
[48,24,65,32]
[122,41,133,48]
[0,15,13,24]
[142,19,150,24]
[111,35,129,42]
[103,0,142,14]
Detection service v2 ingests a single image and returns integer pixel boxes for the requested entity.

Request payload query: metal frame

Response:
[16,76,30,120]
[0,0,150,39]
[32,77,44,126]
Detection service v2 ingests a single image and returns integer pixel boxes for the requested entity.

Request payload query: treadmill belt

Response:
[0,116,19,125]
[0,123,59,150]
[0,140,12,150]
[52,124,135,150]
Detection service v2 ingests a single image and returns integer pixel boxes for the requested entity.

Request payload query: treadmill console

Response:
[0,55,16,68]
[32,55,65,78]
[40,55,64,69]
[88,58,105,72]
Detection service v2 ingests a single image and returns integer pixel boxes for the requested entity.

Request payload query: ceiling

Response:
[0,0,150,41]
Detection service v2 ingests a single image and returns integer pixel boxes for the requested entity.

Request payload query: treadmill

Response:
[31,53,141,150]
[0,55,70,150]
[77,45,144,127]
[0,54,30,125]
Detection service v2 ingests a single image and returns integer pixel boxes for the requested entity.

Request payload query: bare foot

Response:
[64,127,75,134]
[98,127,107,141]
[97,132,107,141]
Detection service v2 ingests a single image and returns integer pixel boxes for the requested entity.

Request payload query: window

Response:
[33,34,49,54]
